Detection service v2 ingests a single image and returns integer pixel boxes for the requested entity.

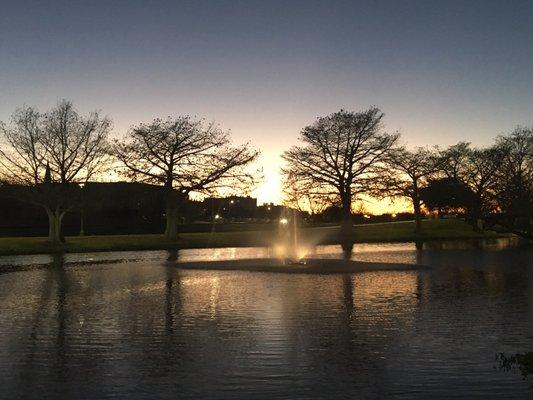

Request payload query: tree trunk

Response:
[164,189,180,241]
[340,191,353,254]
[164,206,179,241]
[413,198,422,234]
[471,195,483,232]
[46,208,65,244]
[412,181,422,234]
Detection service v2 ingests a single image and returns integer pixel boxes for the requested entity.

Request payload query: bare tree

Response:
[494,126,533,236]
[375,146,440,233]
[282,107,399,244]
[114,116,259,241]
[438,141,506,229]
[0,100,111,243]
[463,146,506,228]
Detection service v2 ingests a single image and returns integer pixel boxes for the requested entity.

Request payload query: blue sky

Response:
[1,0,532,205]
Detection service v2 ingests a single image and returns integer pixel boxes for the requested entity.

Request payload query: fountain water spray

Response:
[275,208,307,265]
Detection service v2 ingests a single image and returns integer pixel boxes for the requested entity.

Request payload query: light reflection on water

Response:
[0,237,526,268]
[0,239,532,399]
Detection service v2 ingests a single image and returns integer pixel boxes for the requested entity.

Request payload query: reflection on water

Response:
[0,241,532,399]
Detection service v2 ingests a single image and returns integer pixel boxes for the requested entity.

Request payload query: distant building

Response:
[203,196,257,219]
[255,202,288,220]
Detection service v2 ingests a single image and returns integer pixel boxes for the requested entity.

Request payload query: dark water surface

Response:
[1,240,532,399]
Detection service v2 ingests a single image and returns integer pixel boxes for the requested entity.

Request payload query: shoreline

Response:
[0,219,514,256]
[0,233,513,257]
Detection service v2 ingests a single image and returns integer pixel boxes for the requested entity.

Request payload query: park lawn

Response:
[351,218,504,242]
[0,218,509,256]
[0,230,273,255]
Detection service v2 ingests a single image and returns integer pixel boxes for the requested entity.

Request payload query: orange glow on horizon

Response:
[252,154,413,215]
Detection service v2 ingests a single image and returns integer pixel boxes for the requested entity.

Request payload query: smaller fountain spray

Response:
[277,208,306,265]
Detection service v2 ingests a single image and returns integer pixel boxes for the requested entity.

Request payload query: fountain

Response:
[277,208,307,265]
[166,207,428,274]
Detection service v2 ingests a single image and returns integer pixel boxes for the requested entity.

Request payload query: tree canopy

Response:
[283,108,398,214]
[114,116,259,239]
[0,100,111,243]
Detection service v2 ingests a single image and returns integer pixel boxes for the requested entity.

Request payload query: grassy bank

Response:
[0,219,509,256]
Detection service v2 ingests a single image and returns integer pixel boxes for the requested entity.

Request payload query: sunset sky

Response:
[1,0,532,212]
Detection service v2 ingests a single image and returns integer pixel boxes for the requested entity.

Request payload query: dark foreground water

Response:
[0,240,532,399]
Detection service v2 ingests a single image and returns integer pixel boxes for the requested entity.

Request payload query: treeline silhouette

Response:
[283,108,532,239]
[0,101,531,243]
[0,182,415,237]
[0,183,274,237]
[0,183,164,237]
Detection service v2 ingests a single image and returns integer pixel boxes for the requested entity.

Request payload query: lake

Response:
[0,240,532,399]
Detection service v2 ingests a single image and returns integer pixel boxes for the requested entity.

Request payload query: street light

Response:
[279,218,288,225]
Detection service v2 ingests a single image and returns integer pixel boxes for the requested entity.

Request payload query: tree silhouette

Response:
[114,116,259,241]
[494,126,533,236]
[463,146,506,228]
[0,100,111,243]
[419,178,475,217]
[282,107,398,245]
[438,141,514,229]
[375,146,440,233]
